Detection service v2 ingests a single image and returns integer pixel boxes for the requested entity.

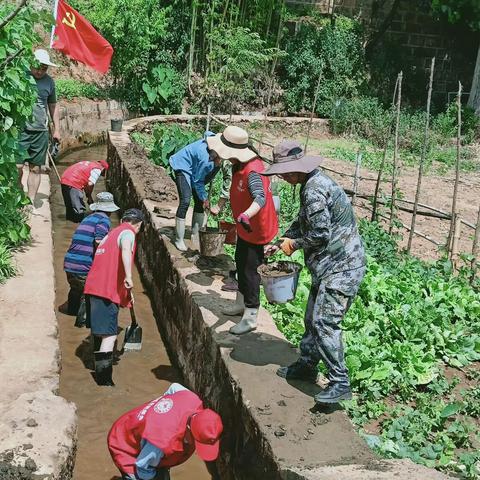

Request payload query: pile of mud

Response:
[126,143,177,203]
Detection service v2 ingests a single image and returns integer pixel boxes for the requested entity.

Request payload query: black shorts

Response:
[86,295,119,335]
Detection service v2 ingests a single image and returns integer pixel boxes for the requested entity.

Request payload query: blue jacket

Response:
[168,132,218,201]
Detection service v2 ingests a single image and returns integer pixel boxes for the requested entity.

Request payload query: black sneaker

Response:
[276,361,318,383]
[314,383,352,404]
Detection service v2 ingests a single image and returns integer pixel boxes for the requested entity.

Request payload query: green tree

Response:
[0,2,37,249]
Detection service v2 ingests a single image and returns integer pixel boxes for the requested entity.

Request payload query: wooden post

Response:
[351,150,362,206]
[206,104,211,132]
[471,206,480,283]
[304,71,323,154]
[372,74,400,222]
[407,57,435,253]
[450,214,462,264]
[447,82,463,251]
[389,71,403,234]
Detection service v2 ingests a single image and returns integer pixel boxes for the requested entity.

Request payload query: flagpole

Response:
[50,0,60,47]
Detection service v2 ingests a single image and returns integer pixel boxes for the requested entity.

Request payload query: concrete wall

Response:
[106,117,452,480]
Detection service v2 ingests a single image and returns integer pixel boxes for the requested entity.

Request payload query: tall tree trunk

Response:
[467,41,480,115]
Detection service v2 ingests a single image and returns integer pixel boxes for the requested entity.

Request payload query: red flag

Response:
[52,0,113,74]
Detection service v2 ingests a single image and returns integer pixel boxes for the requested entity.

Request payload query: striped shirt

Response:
[64,212,111,275]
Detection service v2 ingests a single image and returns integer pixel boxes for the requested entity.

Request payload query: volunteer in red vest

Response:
[60,159,109,222]
[206,126,278,334]
[84,208,144,386]
[108,383,223,480]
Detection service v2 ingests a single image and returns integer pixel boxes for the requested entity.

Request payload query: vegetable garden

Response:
[131,118,480,478]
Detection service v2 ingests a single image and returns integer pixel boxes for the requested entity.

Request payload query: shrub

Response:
[56,79,104,100]
[280,15,367,116]
[432,102,479,144]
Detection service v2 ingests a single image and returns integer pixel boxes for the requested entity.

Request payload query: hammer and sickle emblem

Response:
[62,11,76,29]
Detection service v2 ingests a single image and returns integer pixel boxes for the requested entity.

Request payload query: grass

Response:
[0,241,16,284]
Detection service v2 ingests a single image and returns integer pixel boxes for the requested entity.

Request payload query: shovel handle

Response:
[129,291,138,327]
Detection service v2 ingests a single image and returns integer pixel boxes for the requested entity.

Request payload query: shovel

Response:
[124,293,142,351]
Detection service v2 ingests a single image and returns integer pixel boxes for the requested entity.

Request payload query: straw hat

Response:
[206,126,257,163]
[89,192,120,213]
[262,140,323,176]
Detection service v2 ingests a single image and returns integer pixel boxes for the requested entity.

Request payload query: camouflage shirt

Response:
[284,169,365,285]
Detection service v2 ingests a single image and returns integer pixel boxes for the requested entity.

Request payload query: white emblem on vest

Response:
[154,398,173,414]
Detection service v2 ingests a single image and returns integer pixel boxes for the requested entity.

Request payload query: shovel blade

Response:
[124,324,143,351]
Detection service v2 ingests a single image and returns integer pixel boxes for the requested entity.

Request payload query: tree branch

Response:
[0,0,28,31]
[0,47,24,70]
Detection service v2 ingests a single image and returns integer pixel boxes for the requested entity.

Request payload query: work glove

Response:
[280,238,297,256]
[237,213,252,233]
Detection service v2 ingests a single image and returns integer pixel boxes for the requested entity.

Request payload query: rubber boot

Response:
[229,307,258,335]
[94,351,115,386]
[191,212,205,249]
[74,297,86,328]
[174,217,187,251]
[222,291,244,316]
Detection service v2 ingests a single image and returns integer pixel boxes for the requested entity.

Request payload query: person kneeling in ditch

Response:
[60,191,120,326]
[168,131,231,251]
[108,383,223,480]
[263,141,366,404]
[207,126,278,334]
[83,208,144,386]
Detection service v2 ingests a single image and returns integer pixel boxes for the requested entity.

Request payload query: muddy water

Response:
[51,146,209,480]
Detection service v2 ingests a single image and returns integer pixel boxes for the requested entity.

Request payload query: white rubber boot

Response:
[229,308,258,335]
[191,212,205,249]
[222,291,244,316]
[174,217,187,251]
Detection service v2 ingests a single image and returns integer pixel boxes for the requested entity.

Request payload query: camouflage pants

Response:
[299,267,365,386]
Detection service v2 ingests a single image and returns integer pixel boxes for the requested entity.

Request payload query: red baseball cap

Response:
[190,409,223,461]
[99,160,109,170]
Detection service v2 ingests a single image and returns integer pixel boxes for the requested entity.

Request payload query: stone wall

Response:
[58,99,126,152]
[106,117,452,480]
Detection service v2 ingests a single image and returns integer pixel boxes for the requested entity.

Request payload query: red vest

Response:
[107,390,204,474]
[61,161,104,189]
[84,223,136,307]
[230,158,278,245]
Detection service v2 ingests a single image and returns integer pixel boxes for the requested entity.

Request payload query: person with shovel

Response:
[60,159,110,222]
[108,383,223,480]
[84,208,144,386]
[60,192,120,326]
[263,140,366,405]
[168,132,231,251]
[207,126,278,335]
[16,49,60,206]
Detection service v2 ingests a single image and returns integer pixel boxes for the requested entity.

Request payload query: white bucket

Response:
[258,261,302,304]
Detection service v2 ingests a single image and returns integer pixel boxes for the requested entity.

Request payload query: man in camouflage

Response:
[263,140,365,404]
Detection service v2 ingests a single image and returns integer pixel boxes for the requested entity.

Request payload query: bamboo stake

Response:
[351,150,362,206]
[206,104,211,132]
[450,214,462,263]
[407,57,435,252]
[371,74,399,222]
[304,71,323,154]
[470,206,480,284]
[447,82,463,253]
[389,71,402,234]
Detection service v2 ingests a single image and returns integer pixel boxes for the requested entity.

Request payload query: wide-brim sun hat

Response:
[89,191,120,212]
[261,140,323,176]
[34,49,57,67]
[191,409,223,462]
[206,126,257,163]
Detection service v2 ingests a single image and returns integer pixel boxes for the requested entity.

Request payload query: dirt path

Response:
[51,146,209,480]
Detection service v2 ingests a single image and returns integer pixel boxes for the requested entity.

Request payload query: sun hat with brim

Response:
[262,140,323,176]
[34,49,57,67]
[89,192,120,213]
[191,409,223,462]
[206,126,257,163]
